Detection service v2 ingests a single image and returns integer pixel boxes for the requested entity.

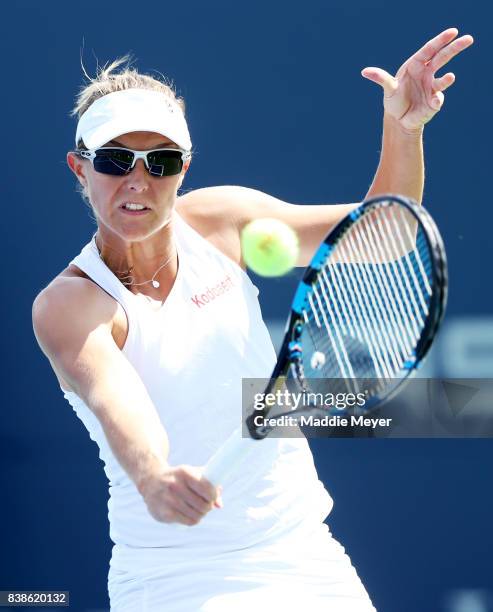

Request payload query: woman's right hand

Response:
[139,466,223,526]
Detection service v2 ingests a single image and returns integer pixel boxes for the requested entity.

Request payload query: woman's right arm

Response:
[32,277,221,525]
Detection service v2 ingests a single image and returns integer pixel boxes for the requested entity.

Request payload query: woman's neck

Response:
[94,219,179,297]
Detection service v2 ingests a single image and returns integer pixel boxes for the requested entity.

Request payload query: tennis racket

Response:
[204,194,448,485]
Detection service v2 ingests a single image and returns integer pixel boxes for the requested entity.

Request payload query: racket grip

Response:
[203,427,260,486]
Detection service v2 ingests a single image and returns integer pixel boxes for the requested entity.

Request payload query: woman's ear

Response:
[178,158,191,189]
[67,152,88,189]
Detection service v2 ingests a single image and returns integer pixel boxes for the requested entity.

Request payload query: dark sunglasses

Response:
[76,147,191,177]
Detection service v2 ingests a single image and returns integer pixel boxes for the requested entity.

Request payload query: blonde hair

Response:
[71,55,186,148]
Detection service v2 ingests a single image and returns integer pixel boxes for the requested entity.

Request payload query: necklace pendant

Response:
[152,280,160,289]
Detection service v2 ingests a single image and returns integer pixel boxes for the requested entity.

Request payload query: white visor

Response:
[75,88,192,151]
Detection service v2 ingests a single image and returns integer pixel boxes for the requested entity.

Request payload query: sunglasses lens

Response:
[93,149,134,176]
[147,150,183,177]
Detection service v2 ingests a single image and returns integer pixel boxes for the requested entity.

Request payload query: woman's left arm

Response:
[180,29,473,265]
[362,27,473,203]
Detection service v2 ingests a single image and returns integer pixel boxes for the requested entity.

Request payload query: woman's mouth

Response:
[120,202,151,215]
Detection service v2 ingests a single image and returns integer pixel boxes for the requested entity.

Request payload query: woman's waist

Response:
[109,517,340,575]
[108,467,333,551]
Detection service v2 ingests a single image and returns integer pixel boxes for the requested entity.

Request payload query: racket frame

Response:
[246,194,448,439]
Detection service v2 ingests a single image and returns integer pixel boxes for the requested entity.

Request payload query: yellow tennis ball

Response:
[241,218,299,277]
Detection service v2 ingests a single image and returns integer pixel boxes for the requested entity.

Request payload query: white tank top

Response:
[62,212,333,553]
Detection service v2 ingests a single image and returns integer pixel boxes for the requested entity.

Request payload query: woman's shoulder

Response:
[177,185,242,227]
[32,268,129,393]
[176,184,264,221]
[33,267,124,341]
[176,184,291,230]
[37,264,103,300]
[176,186,246,266]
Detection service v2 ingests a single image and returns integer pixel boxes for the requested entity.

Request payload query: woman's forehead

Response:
[104,131,176,149]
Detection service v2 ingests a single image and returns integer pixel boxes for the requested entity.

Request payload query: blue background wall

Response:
[1,1,492,610]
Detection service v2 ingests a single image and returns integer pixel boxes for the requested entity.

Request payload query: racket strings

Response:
[361,214,417,353]
[377,212,427,329]
[308,287,359,393]
[348,212,423,365]
[308,289,354,376]
[301,202,434,386]
[309,222,397,379]
[353,218,413,358]
[342,233,401,375]
[396,207,432,297]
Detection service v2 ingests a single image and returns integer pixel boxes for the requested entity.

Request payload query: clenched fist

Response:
[139,465,223,526]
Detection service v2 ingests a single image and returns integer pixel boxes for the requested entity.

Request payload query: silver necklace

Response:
[95,237,176,289]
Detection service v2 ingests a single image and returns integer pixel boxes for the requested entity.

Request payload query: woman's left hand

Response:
[361,28,474,133]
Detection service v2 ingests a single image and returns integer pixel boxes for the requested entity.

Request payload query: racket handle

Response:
[203,427,260,486]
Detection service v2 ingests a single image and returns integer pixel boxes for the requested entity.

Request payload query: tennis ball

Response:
[241,218,299,277]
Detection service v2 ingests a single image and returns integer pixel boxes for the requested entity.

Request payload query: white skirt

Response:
[108,523,376,612]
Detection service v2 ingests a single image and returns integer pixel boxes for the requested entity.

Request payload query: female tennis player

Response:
[32,28,472,612]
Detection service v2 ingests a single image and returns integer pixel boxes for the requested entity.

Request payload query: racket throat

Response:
[246,412,272,439]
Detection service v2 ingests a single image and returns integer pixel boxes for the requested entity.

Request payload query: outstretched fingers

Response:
[410,28,460,64]
[429,34,474,73]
